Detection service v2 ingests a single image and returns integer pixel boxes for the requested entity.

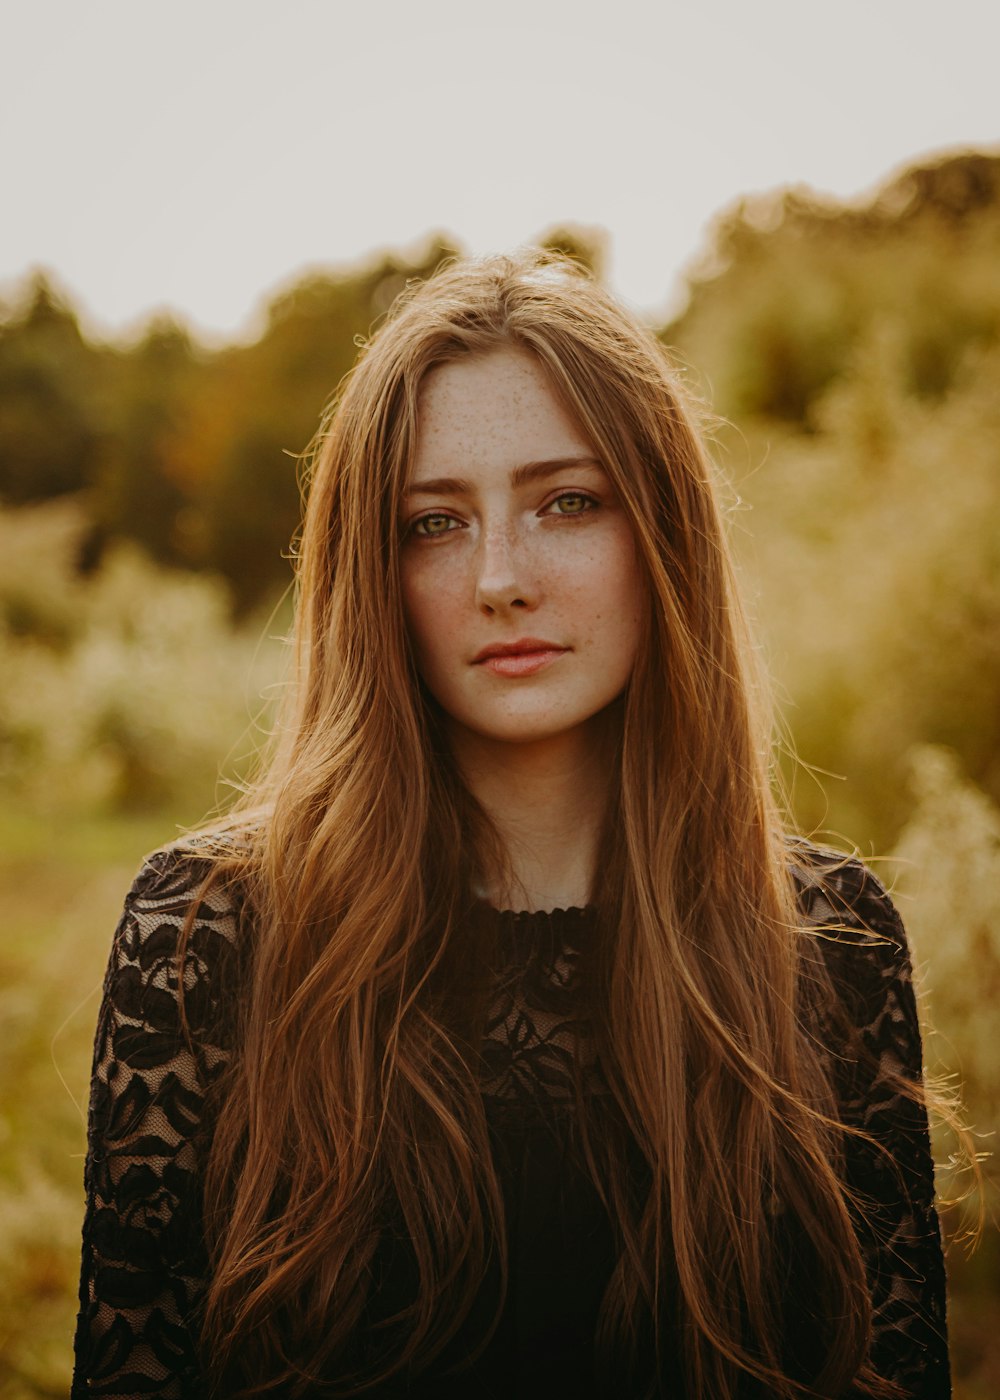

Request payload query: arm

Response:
[72,847,244,1398]
[797,851,951,1399]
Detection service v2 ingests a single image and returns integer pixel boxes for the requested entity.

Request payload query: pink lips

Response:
[473,639,568,678]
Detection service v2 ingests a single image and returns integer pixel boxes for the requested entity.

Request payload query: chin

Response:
[462,710,605,749]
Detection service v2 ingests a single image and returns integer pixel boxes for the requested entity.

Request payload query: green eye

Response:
[413,513,455,537]
[551,493,593,515]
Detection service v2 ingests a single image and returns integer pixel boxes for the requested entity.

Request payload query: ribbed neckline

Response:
[487,902,595,917]
[476,899,596,922]
[475,901,598,960]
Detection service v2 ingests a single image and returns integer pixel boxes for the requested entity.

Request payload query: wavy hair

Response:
[193,252,894,1397]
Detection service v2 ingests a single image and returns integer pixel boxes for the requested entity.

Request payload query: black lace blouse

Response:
[72,842,949,1398]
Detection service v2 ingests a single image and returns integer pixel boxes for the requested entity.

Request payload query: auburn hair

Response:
[191,252,895,1397]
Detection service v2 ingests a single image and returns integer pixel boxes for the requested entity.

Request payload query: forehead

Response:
[411,347,591,479]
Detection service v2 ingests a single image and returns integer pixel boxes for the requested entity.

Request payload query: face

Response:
[400,346,646,755]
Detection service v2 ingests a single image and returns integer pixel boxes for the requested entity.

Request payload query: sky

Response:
[2,0,998,343]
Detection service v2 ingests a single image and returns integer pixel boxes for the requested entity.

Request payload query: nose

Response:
[474,522,538,615]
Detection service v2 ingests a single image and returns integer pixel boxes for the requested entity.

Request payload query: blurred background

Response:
[1,2,998,1395]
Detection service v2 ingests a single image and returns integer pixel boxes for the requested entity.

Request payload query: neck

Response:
[449,718,617,913]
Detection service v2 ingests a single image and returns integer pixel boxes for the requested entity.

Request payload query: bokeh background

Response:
[2,2,998,1395]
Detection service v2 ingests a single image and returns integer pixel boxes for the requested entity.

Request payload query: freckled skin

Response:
[400,347,647,757]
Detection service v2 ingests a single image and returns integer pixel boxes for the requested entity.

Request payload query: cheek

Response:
[597,530,647,633]
[401,561,463,673]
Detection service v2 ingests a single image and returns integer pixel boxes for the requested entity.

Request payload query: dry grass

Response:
[0,805,193,1399]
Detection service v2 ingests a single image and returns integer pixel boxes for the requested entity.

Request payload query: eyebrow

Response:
[405,455,605,498]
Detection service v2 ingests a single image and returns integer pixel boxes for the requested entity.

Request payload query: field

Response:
[0,807,188,1398]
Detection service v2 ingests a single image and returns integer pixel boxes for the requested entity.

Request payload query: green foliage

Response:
[0,807,183,1400]
[0,274,107,504]
[197,235,460,611]
[667,151,1000,424]
[93,319,203,568]
[886,748,1000,1400]
[536,222,609,279]
[0,498,283,814]
[891,746,1000,1156]
[728,332,1000,846]
[0,237,462,611]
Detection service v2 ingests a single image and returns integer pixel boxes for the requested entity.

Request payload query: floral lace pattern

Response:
[72,842,949,1397]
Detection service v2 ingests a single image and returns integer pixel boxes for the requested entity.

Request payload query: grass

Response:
[0,802,200,1400]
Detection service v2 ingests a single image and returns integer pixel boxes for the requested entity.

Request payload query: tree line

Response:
[2,153,998,612]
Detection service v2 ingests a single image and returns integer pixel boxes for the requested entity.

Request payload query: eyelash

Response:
[409,491,599,538]
[547,491,598,517]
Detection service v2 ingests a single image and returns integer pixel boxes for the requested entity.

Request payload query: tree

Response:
[0,273,104,502]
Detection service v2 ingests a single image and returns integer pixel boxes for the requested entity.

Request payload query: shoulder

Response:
[103,833,255,1055]
[785,849,949,1388]
[786,836,910,974]
[120,833,248,927]
[786,837,906,945]
[785,836,924,1084]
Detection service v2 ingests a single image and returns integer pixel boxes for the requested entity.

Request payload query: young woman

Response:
[73,252,949,1398]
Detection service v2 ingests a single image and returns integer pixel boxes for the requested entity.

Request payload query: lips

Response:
[473,639,568,678]
[473,638,567,663]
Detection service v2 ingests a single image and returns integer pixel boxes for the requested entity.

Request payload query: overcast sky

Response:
[2,0,997,342]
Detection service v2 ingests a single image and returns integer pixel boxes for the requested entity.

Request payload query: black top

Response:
[72,841,949,1398]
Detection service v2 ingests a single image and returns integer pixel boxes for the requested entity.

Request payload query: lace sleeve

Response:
[71,847,244,1399]
[796,850,951,1399]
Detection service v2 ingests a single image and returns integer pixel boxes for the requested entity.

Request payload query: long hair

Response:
[194,251,887,1397]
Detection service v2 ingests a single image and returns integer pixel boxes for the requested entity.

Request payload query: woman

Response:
[73,252,949,1398]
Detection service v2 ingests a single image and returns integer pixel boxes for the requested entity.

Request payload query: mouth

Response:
[473,639,569,678]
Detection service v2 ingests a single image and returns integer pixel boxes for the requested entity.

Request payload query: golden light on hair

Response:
[184,251,918,1398]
